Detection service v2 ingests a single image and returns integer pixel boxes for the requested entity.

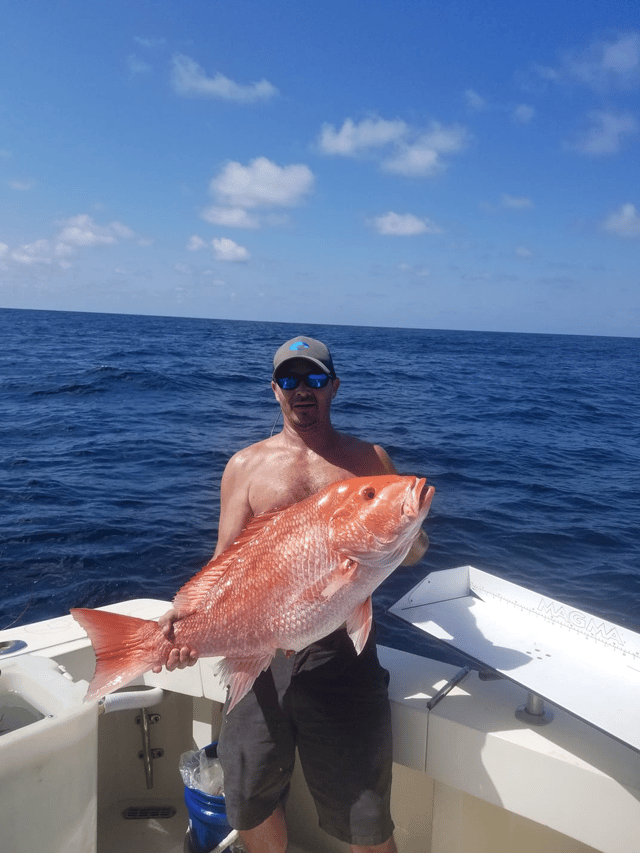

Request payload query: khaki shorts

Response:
[217,627,394,846]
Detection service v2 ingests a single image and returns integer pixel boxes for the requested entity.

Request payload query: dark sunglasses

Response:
[275,372,332,390]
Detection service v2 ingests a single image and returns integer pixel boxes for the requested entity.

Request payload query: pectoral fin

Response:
[346,596,373,655]
[320,558,359,599]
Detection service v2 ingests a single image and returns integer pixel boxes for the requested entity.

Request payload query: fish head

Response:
[325,475,434,563]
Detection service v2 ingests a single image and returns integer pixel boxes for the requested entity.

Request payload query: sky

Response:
[1,0,639,336]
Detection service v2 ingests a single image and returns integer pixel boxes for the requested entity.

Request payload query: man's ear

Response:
[331,377,340,398]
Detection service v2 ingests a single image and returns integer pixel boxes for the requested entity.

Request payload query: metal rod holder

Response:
[136,708,162,788]
[516,691,554,726]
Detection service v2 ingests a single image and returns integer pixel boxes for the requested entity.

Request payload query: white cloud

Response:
[512,104,535,123]
[57,214,119,247]
[565,31,640,90]
[0,243,8,258]
[373,212,443,236]
[187,235,207,251]
[210,157,314,209]
[171,54,278,103]
[318,117,408,155]
[382,123,468,177]
[4,214,142,268]
[318,115,468,177]
[502,194,534,209]
[515,246,534,258]
[201,206,260,229]
[538,31,640,92]
[10,239,53,266]
[464,89,487,111]
[212,237,250,261]
[601,203,640,238]
[571,110,638,155]
[204,157,314,230]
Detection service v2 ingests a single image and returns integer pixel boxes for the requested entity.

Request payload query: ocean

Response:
[1,308,639,664]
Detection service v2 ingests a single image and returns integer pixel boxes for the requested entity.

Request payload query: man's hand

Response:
[153,608,199,673]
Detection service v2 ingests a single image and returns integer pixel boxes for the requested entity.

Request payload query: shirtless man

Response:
[162,336,428,853]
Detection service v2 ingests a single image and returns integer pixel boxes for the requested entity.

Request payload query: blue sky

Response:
[1,0,638,335]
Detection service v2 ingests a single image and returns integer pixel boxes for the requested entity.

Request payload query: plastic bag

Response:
[179,745,225,796]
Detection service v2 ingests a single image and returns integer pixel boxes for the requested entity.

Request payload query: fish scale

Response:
[72,474,434,710]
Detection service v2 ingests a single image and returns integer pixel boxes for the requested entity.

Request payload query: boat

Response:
[1,565,639,853]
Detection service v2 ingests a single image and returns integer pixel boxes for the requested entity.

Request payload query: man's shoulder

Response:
[226,436,277,471]
[333,432,396,474]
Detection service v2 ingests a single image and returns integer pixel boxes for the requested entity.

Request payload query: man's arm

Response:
[156,453,253,671]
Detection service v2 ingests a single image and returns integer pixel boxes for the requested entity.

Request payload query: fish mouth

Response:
[403,477,431,519]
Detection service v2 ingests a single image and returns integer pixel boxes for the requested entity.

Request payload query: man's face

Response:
[272,358,339,429]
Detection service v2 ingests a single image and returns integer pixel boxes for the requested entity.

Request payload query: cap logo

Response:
[289,341,310,351]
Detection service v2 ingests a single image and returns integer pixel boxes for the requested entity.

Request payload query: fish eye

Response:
[362,487,376,500]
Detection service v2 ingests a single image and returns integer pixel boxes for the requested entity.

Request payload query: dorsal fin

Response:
[172,507,284,615]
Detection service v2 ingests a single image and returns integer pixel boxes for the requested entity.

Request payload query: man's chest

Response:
[248,457,354,515]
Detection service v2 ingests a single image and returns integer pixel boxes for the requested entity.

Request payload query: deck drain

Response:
[123,805,177,820]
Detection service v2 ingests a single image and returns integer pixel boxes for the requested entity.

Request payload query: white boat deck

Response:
[2,577,640,853]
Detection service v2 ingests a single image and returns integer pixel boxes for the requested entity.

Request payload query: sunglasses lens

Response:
[276,376,300,389]
[305,374,330,388]
[275,373,331,389]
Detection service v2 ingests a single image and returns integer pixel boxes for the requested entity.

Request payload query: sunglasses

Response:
[275,372,332,390]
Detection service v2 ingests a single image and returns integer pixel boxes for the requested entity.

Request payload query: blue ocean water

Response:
[1,308,639,663]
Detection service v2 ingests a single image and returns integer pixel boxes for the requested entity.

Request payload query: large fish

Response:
[72,474,434,710]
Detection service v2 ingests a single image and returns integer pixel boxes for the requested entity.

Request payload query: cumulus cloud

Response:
[570,110,638,155]
[187,235,207,251]
[171,54,278,103]
[536,31,640,92]
[211,157,314,208]
[383,124,468,177]
[203,157,314,229]
[601,203,640,238]
[318,117,408,155]
[187,232,250,261]
[212,237,250,261]
[3,214,143,268]
[201,206,261,229]
[372,212,443,236]
[317,115,468,177]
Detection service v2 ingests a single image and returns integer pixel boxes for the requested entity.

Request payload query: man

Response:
[162,336,428,853]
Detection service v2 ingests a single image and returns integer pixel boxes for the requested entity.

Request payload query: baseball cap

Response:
[272,336,336,378]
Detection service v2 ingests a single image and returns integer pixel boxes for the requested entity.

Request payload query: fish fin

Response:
[346,596,373,655]
[320,558,359,599]
[173,509,283,615]
[71,608,167,701]
[215,653,275,712]
[172,555,232,616]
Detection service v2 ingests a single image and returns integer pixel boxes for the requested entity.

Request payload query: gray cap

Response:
[272,336,336,378]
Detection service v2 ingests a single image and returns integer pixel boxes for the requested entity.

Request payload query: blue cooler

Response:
[184,742,233,852]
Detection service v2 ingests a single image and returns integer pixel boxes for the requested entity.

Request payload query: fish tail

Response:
[71,608,168,702]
